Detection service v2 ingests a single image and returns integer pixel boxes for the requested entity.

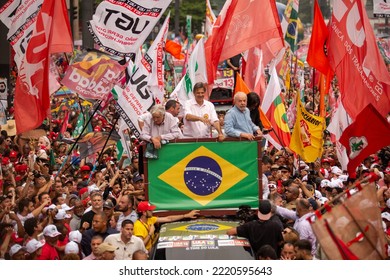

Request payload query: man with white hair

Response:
[140,104,181,149]
[224,92,263,140]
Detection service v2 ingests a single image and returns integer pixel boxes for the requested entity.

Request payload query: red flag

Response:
[205,0,238,85]
[327,0,390,119]
[219,0,283,63]
[339,104,390,175]
[165,40,185,60]
[205,0,283,86]
[14,0,73,134]
[243,47,267,100]
[307,0,332,75]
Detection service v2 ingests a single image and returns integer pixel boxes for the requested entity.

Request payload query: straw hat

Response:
[1,119,16,136]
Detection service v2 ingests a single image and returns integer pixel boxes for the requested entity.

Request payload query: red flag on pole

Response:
[204,0,238,85]
[339,104,390,175]
[205,0,283,86]
[14,0,73,134]
[307,0,332,76]
[327,0,390,119]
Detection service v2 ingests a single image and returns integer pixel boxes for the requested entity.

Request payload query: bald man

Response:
[224,92,263,140]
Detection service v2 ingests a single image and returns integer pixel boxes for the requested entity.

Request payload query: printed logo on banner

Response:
[0,78,7,100]
[61,51,125,100]
[88,0,171,56]
[3,0,44,69]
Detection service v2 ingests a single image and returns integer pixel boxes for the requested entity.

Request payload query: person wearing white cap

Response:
[64,241,79,255]
[26,239,45,260]
[37,224,61,260]
[9,244,26,260]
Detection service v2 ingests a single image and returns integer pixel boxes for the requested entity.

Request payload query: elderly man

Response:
[140,104,181,149]
[183,82,224,141]
[224,92,263,140]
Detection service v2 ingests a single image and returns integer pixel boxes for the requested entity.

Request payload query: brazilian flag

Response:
[148,141,260,210]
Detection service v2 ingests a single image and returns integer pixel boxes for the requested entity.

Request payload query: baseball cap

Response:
[257,199,272,221]
[382,212,390,222]
[26,239,45,254]
[65,241,79,254]
[61,204,74,211]
[320,179,331,188]
[9,150,17,158]
[43,224,61,237]
[80,165,91,171]
[9,244,25,257]
[318,197,329,206]
[97,242,116,254]
[55,209,71,220]
[69,230,82,243]
[132,174,143,183]
[271,164,279,170]
[137,201,156,212]
[279,165,290,172]
[103,200,114,209]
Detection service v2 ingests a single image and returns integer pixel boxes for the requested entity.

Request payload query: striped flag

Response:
[261,66,291,150]
[283,0,300,52]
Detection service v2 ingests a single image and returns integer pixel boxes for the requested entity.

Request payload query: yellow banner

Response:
[289,95,325,162]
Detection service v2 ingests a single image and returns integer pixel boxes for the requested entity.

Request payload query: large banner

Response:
[61,50,126,100]
[310,183,388,260]
[289,95,325,163]
[0,0,44,69]
[327,0,390,119]
[147,141,260,210]
[88,0,171,56]
[373,0,390,18]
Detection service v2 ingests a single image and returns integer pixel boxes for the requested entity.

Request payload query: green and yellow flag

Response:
[148,141,260,210]
[289,95,325,162]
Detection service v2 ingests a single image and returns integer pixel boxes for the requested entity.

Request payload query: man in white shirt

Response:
[104,219,147,260]
[183,82,224,141]
[140,104,181,149]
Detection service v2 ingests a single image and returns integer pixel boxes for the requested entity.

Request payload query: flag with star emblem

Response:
[147,141,260,210]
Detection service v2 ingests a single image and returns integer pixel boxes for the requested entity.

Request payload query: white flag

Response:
[205,0,216,38]
[170,38,207,104]
[327,100,352,171]
[89,0,171,56]
[115,13,170,137]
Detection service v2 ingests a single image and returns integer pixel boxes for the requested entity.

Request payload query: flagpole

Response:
[66,99,103,157]
[312,67,316,114]
[269,127,286,150]
[341,202,385,259]
[96,115,120,164]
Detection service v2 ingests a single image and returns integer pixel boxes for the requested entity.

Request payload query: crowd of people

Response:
[0,57,390,260]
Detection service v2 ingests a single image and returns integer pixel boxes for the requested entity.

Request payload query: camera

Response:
[236,205,257,224]
[33,170,42,178]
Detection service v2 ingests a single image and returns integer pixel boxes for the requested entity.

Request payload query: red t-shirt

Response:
[37,243,59,260]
